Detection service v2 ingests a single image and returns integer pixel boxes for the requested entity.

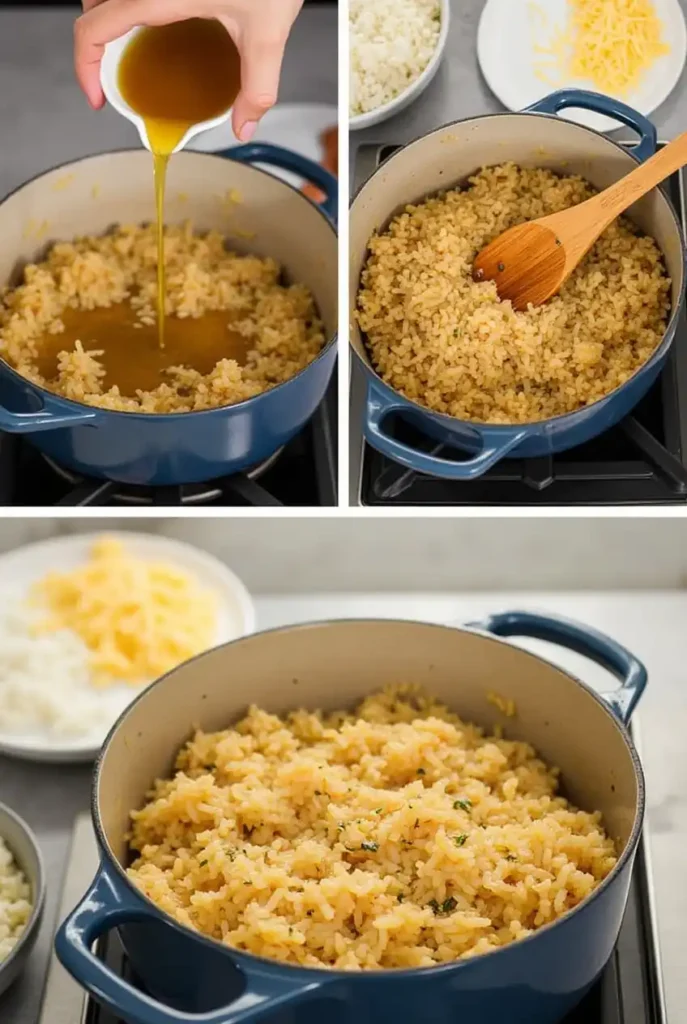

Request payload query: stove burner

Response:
[355,144,687,506]
[41,446,285,506]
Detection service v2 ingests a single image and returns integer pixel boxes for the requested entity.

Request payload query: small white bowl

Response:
[349,0,451,132]
[100,27,234,153]
[0,804,45,999]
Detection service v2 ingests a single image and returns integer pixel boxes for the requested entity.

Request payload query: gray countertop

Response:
[350,0,687,152]
[348,0,687,502]
[2,592,687,1024]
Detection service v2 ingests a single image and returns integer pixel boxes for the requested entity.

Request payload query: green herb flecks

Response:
[453,799,472,812]
[428,896,458,916]
[361,841,379,853]
[453,834,468,847]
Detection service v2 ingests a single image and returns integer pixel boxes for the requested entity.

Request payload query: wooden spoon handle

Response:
[593,131,687,226]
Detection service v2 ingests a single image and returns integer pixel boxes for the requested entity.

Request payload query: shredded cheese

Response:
[530,0,670,96]
[30,537,218,687]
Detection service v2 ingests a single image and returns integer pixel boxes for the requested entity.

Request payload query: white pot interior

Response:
[0,150,338,340]
[97,620,641,869]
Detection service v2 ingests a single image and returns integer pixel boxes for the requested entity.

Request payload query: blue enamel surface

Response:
[56,848,638,1024]
[0,144,337,486]
[54,611,647,1024]
[360,90,684,481]
[55,862,324,1024]
[472,610,647,724]
[526,89,658,163]
[228,143,338,223]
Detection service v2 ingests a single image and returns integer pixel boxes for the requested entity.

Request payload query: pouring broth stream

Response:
[117,18,241,347]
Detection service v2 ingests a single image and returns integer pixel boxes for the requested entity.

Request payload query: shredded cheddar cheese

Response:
[531,0,670,96]
[30,537,218,687]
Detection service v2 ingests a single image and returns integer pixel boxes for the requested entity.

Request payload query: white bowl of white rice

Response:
[0,803,44,998]
[349,0,450,130]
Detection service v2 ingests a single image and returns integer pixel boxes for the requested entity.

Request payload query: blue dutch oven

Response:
[350,89,686,479]
[0,143,337,485]
[56,613,647,1024]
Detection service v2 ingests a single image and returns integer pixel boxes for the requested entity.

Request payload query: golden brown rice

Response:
[127,685,617,971]
[357,163,671,424]
[0,223,325,413]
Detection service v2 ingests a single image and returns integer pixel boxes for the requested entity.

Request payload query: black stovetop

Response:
[355,144,687,506]
[84,837,663,1024]
[0,380,337,507]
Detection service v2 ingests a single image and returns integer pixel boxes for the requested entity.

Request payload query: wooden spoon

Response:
[472,132,687,311]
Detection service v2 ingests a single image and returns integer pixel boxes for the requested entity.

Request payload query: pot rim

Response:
[0,801,46,983]
[0,148,338,422]
[91,616,646,980]
[350,110,685,432]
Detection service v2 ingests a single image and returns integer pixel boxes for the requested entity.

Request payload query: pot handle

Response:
[526,89,657,163]
[0,398,99,433]
[365,380,528,480]
[55,865,326,1024]
[471,610,647,725]
[224,142,338,223]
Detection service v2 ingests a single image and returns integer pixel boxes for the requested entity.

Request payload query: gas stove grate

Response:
[355,144,687,506]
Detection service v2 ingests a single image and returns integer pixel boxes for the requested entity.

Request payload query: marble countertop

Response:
[1,591,685,1023]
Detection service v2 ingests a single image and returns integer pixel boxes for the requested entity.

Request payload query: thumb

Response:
[231,25,288,142]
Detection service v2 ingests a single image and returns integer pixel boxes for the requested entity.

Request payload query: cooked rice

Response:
[127,686,617,971]
[0,603,123,739]
[350,0,442,117]
[0,837,32,963]
[357,163,671,424]
[0,223,325,414]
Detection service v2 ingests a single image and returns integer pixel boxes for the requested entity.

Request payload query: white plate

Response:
[0,533,255,764]
[188,103,337,190]
[478,0,687,133]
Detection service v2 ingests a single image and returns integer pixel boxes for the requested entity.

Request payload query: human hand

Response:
[75,0,304,141]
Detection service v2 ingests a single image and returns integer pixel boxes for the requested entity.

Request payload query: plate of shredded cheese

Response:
[0,533,255,763]
[478,0,686,133]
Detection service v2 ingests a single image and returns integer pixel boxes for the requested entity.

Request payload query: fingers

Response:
[74,0,194,108]
[75,0,304,128]
[230,1,302,141]
[231,27,287,141]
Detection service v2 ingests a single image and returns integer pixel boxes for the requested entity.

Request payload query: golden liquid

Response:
[153,152,168,348]
[36,305,250,397]
[117,19,241,348]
